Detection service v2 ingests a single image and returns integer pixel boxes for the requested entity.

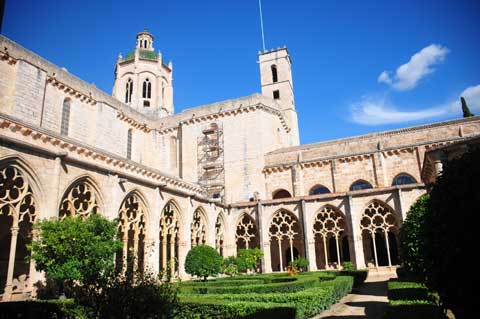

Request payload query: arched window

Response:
[271,65,278,83]
[309,185,331,195]
[125,78,133,104]
[127,129,132,160]
[350,180,373,191]
[60,98,71,136]
[269,210,303,271]
[272,189,292,199]
[392,173,417,186]
[142,78,152,99]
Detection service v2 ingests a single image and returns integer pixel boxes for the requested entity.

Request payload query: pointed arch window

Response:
[125,78,133,104]
[142,78,152,99]
[127,129,132,160]
[60,98,71,136]
[271,65,278,83]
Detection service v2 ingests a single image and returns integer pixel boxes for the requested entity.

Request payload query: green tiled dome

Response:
[124,49,158,62]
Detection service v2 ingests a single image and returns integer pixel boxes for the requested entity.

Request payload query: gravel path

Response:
[313,273,396,319]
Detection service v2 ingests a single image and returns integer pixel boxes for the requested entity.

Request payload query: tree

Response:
[399,194,429,280]
[29,214,121,295]
[461,97,474,117]
[236,248,263,273]
[424,147,480,319]
[185,245,222,281]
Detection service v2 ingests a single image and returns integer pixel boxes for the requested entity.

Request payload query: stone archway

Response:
[0,164,38,301]
[117,192,147,276]
[159,201,180,277]
[215,214,225,256]
[235,214,259,250]
[191,208,207,247]
[312,205,349,269]
[360,200,399,268]
[268,210,303,272]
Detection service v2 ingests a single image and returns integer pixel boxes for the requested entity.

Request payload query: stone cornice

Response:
[0,113,205,197]
[117,111,152,133]
[263,136,468,174]
[155,101,291,135]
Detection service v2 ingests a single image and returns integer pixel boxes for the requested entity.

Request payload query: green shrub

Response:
[338,270,368,287]
[342,261,355,271]
[185,245,222,281]
[29,214,122,296]
[222,256,239,277]
[289,258,309,272]
[177,275,353,319]
[399,194,429,281]
[386,300,446,319]
[425,147,480,319]
[387,280,430,301]
[236,248,263,273]
[0,299,88,319]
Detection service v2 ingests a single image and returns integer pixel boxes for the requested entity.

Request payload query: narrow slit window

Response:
[127,129,132,160]
[60,98,71,136]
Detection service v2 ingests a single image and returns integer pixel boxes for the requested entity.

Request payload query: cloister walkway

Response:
[313,272,396,319]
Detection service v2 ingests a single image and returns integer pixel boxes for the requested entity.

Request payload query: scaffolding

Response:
[197,123,225,201]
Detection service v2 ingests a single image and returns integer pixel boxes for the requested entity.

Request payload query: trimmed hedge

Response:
[387,280,430,301]
[177,275,353,319]
[386,279,445,319]
[386,300,446,319]
[339,270,368,287]
[0,299,87,319]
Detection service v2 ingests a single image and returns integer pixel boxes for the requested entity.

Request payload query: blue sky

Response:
[3,0,480,144]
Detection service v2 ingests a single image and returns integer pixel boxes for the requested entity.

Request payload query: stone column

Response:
[4,224,19,301]
[177,197,192,279]
[256,202,267,272]
[206,203,217,248]
[300,200,316,271]
[346,195,366,269]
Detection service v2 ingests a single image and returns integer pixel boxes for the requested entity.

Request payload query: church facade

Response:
[1,30,479,301]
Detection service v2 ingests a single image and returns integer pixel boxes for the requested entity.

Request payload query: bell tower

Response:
[259,47,299,145]
[113,29,174,117]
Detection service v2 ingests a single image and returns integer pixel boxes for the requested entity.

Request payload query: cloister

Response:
[0,156,417,301]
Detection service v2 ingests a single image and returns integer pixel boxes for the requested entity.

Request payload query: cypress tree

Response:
[461,97,474,117]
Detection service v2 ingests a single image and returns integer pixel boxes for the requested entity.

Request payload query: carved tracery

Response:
[159,201,180,276]
[235,214,258,250]
[118,193,146,274]
[0,165,37,300]
[360,201,398,267]
[59,180,99,219]
[268,210,300,271]
[191,209,207,246]
[313,206,347,269]
[215,214,225,256]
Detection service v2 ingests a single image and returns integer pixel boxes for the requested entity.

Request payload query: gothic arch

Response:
[191,207,208,247]
[268,209,303,271]
[159,200,182,277]
[312,205,350,269]
[360,199,399,268]
[215,211,226,256]
[235,213,259,250]
[58,175,105,219]
[0,157,41,300]
[117,190,149,276]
